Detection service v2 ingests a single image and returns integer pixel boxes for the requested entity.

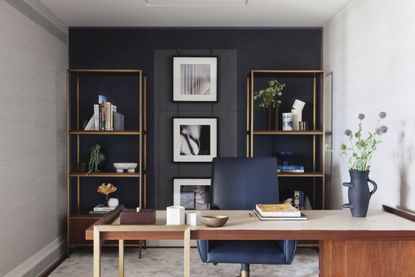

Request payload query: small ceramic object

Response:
[108,198,119,208]
[202,215,229,227]
[186,211,201,226]
[166,206,185,225]
[113,163,138,173]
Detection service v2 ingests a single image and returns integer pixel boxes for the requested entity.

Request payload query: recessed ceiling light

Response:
[144,0,248,7]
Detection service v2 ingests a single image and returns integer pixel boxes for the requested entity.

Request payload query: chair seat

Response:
[206,240,287,264]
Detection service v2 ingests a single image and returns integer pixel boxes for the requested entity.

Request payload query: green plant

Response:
[254,79,286,108]
[340,112,388,171]
[88,144,102,173]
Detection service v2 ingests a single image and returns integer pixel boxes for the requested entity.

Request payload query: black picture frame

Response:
[172,117,218,163]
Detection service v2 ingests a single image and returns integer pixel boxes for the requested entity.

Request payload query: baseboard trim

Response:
[4,236,66,277]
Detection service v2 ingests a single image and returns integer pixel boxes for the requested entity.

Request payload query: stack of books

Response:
[253,204,308,221]
[88,204,116,215]
[84,95,124,131]
[277,165,305,173]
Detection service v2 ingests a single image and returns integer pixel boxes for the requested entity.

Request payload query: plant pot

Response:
[343,170,378,217]
[266,107,279,130]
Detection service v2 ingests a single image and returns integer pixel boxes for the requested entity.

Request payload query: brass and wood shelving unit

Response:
[247,70,327,209]
[66,69,147,252]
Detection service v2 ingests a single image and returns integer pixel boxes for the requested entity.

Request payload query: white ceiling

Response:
[38,0,352,27]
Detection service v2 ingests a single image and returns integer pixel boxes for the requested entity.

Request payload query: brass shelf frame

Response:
[66,69,147,254]
[247,69,327,209]
[69,130,141,135]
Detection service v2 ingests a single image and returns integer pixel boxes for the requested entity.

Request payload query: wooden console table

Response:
[86,207,415,277]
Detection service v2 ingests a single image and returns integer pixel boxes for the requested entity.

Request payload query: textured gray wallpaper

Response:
[153,49,238,209]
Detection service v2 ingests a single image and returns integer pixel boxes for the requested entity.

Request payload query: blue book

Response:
[98,95,107,104]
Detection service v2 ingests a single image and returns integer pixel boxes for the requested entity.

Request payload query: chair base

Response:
[240,263,250,277]
[240,269,249,277]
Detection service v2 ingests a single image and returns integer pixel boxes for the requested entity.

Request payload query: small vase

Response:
[266,107,279,130]
[98,148,107,170]
[343,170,378,217]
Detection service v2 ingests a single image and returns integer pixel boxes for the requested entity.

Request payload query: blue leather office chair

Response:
[197,157,297,277]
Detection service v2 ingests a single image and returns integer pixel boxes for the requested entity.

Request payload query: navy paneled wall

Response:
[69,28,322,208]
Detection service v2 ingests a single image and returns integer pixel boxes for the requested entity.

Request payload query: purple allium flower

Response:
[358,113,366,120]
[379,111,387,119]
[376,125,388,135]
[344,129,352,136]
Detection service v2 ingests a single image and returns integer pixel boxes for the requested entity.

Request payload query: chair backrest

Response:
[211,157,279,210]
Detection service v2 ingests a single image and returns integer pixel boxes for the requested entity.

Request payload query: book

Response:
[104,102,112,130]
[253,209,308,221]
[93,104,99,130]
[93,205,116,212]
[114,112,124,130]
[255,204,301,217]
[277,165,305,173]
[98,95,107,104]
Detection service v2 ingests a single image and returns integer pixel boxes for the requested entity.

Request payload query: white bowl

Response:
[113,163,138,173]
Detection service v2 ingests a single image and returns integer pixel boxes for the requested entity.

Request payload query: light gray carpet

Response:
[50,247,318,277]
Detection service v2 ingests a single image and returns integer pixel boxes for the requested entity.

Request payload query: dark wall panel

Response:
[69,28,322,209]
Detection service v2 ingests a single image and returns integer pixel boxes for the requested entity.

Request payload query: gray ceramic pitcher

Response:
[343,170,377,217]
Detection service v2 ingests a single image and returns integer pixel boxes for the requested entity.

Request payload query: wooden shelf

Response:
[69,214,103,219]
[253,130,324,135]
[278,172,324,178]
[69,172,140,178]
[68,69,142,73]
[69,130,141,135]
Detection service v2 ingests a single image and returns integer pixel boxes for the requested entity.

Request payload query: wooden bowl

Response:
[202,215,229,227]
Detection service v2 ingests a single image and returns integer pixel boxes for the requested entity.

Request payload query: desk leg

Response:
[93,228,101,277]
[183,227,191,277]
[119,240,124,277]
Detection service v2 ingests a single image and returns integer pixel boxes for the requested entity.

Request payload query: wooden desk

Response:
[86,209,415,277]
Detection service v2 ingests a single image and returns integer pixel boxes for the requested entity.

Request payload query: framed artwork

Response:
[173,178,211,210]
[173,57,217,102]
[173,117,218,162]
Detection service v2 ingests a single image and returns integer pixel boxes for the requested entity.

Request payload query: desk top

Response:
[86,209,415,241]
[110,210,415,231]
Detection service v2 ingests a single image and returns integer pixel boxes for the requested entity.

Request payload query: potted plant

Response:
[254,79,286,130]
[340,112,388,217]
[88,144,107,174]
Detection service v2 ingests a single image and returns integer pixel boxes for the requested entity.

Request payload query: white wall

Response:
[324,0,415,211]
[0,0,67,275]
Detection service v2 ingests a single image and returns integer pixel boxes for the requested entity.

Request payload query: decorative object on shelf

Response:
[173,117,218,162]
[254,79,286,130]
[202,215,229,227]
[76,162,87,173]
[291,99,305,130]
[88,144,107,173]
[113,163,138,173]
[340,112,388,217]
[282,113,293,131]
[173,57,217,102]
[299,121,308,131]
[108,197,119,208]
[186,211,201,226]
[97,182,118,205]
[173,178,211,209]
[277,151,295,166]
[166,206,185,225]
